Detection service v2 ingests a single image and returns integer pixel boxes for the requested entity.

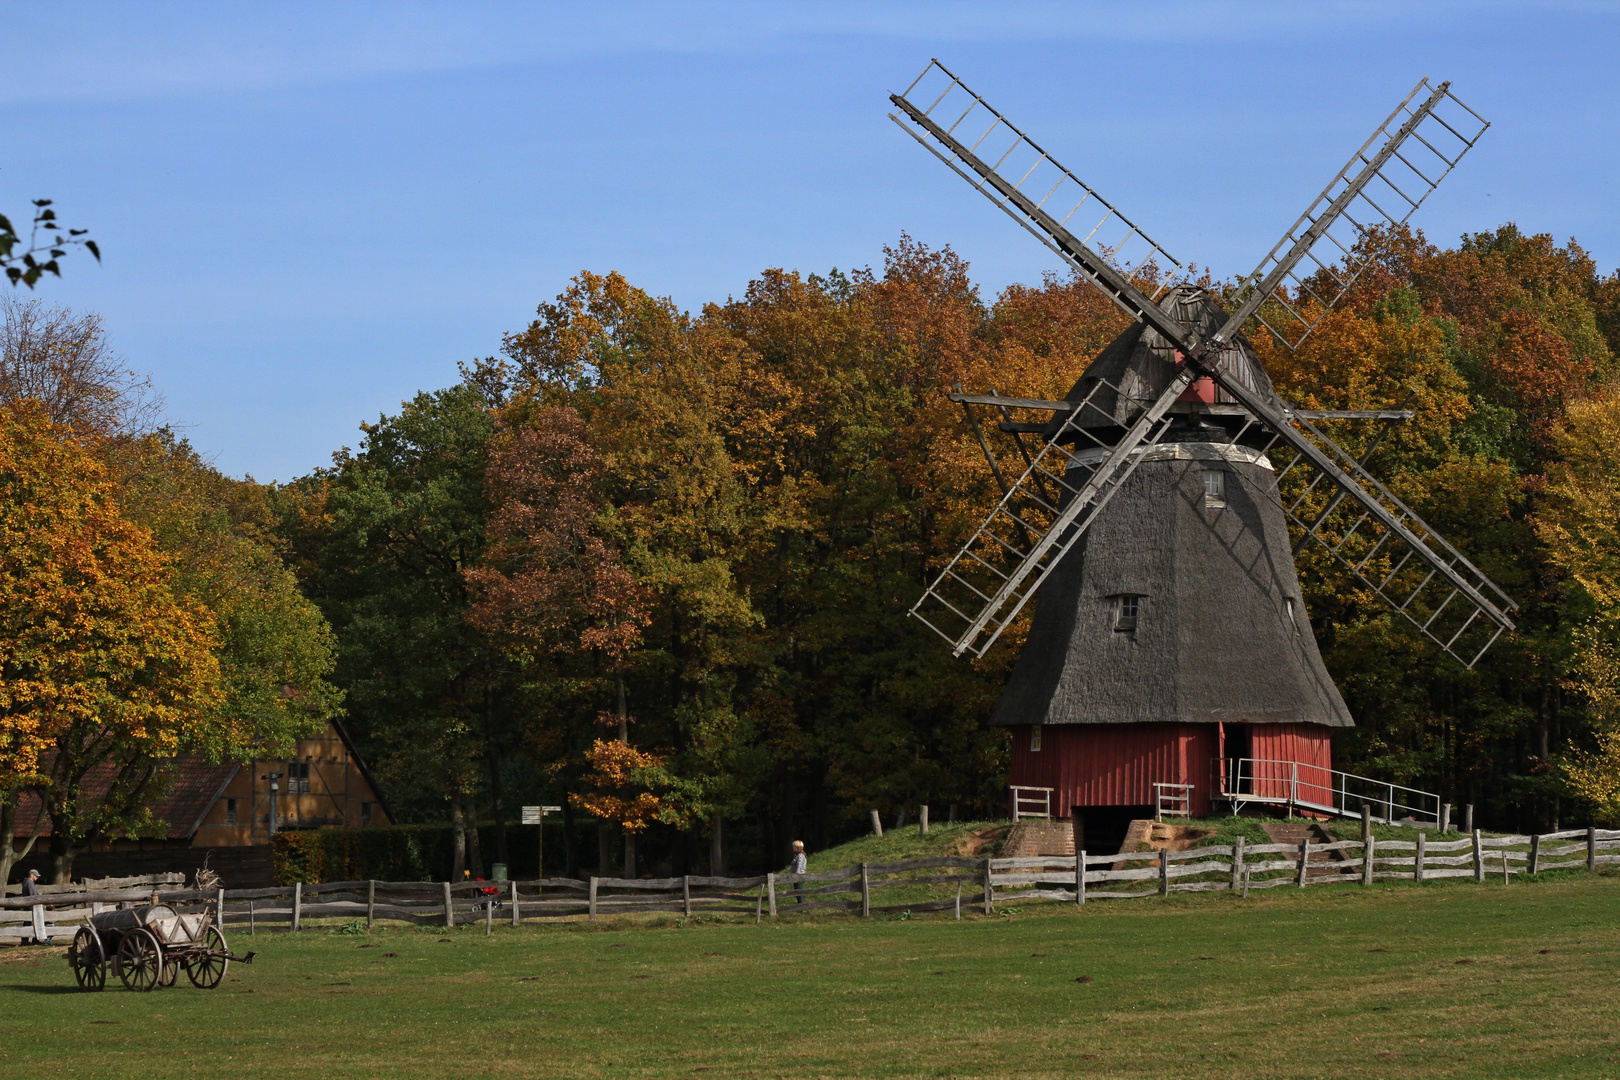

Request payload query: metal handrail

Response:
[1214,757,1440,826]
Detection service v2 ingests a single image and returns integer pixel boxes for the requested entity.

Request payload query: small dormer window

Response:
[1114,594,1140,633]
[1030,725,1043,752]
[1203,468,1226,508]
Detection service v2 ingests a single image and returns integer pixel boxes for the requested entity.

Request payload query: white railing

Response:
[1153,782,1193,822]
[1010,786,1053,821]
[1215,757,1440,826]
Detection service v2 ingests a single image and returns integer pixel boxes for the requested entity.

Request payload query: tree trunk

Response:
[49,834,75,885]
[710,816,724,876]
[617,670,629,743]
[450,800,467,882]
[0,791,43,892]
[466,800,484,879]
[598,821,612,875]
[485,745,509,870]
[561,798,579,879]
[623,831,636,879]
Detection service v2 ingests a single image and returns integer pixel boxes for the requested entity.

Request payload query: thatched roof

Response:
[992,445,1352,729]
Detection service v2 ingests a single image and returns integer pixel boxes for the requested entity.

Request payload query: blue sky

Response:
[4,2,1616,481]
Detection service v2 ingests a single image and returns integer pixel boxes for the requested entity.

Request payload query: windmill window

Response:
[225,798,237,826]
[1113,594,1141,632]
[1203,468,1226,508]
[1030,725,1043,752]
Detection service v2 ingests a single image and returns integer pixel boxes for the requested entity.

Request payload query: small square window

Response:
[1029,726,1043,753]
[225,798,237,826]
[287,762,311,794]
[1203,468,1226,508]
[1114,594,1140,632]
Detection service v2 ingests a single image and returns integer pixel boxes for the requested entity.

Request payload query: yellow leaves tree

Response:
[0,403,223,881]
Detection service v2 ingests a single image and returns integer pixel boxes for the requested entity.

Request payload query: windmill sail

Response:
[895,63,1515,667]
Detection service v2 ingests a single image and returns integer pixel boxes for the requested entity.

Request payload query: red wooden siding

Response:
[1010,722,1335,818]
[1246,723,1335,807]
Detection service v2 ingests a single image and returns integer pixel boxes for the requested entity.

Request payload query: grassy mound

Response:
[800,820,1007,872]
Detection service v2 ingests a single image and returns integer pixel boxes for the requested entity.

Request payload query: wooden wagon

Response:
[68,902,253,992]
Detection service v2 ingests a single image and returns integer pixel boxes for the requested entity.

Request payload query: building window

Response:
[288,762,311,794]
[1114,594,1140,632]
[1029,725,1043,752]
[1203,468,1226,508]
[225,798,237,826]
[361,801,373,826]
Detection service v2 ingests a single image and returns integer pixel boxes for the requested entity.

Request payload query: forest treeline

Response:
[5,225,1620,882]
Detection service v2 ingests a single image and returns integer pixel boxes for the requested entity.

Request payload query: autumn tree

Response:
[0,403,222,883]
[0,297,162,434]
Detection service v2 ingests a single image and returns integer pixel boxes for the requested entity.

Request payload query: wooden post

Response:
[1363,834,1375,886]
[1473,829,1485,882]
[510,880,520,927]
[588,877,598,923]
[1242,866,1251,898]
[767,873,777,917]
[1502,851,1510,884]
[485,894,493,935]
[30,904,46,943]
[1464,803,1474,835]
[860,863,870,918]
[1075,851,1084,905]
[869,810,883,838]
[443,881,453,929]
[217,887,226,927]
[1159,848,1170,896]
[1588,826,1598,872]
[249,899,255,936]
[1440,803,1451,834]
[1361,804,1371,841]
[1297,840,1310,888]
[682,876,691,918]
[1415,832,1426,884]
[755,888,763,925]
[367,880,376,929]
[954,881,961,921]
[1530,833,1541,875]
[919,805,929,837]
[1232,836,1245,892]
[982,860,993,915]
[292,882,302,931]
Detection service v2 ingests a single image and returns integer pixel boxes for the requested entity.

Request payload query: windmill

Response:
[890,61,1514,840]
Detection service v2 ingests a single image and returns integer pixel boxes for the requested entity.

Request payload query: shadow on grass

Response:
[4,984,83,995]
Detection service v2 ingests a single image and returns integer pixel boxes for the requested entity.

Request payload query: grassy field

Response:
[4,871,1619,1079]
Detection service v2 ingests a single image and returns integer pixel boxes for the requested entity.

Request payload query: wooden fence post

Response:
[1415,832,1426,884]
[1440,803,1451,834]
[1464,803,1474,834]
[217,888,226,927]
[485,894,494,935]
[443,882,453,929]
[249,900,255,936]
[1588,827,1598,872]
[1473,829,1485,882]
[767,873,776,917]
[1297,840,1310,888]
[1502,851,1510,884]
[367,880,376,929]
[588,877,598,923]
[860,863,870,918]
[869,810,883,838]
[982,860,993,915]
[1159,848,1170,896]
[510,880,520,927]
[755,888,763,925]
[1362,835,1375,886]
[1232,836,1245,892]
[920,805,929,837]
[1529,833,1541,876]
[955,882,961,921]
[1076,851,1085,905]
[682,876,691,918]
[1361,804,1371,841]
[292,882,302,931]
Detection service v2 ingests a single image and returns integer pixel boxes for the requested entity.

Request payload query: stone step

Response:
[1003,820,1075,859]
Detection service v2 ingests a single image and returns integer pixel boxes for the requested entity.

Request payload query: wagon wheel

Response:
[116,929,164,992]
[158,952,180,987]
[69,927,107,992]
[185,926,230,989]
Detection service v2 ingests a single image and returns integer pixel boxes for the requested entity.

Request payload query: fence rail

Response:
[4,829,1616,939]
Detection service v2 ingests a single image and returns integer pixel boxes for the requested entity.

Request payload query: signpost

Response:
[521,805,562,882]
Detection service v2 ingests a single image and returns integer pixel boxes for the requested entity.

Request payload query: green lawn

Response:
[4,872,1618,1079]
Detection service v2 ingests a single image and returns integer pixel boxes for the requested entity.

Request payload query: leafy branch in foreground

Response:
[1,199,99,287]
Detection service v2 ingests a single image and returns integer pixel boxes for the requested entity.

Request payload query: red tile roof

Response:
[11,758,239,840]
